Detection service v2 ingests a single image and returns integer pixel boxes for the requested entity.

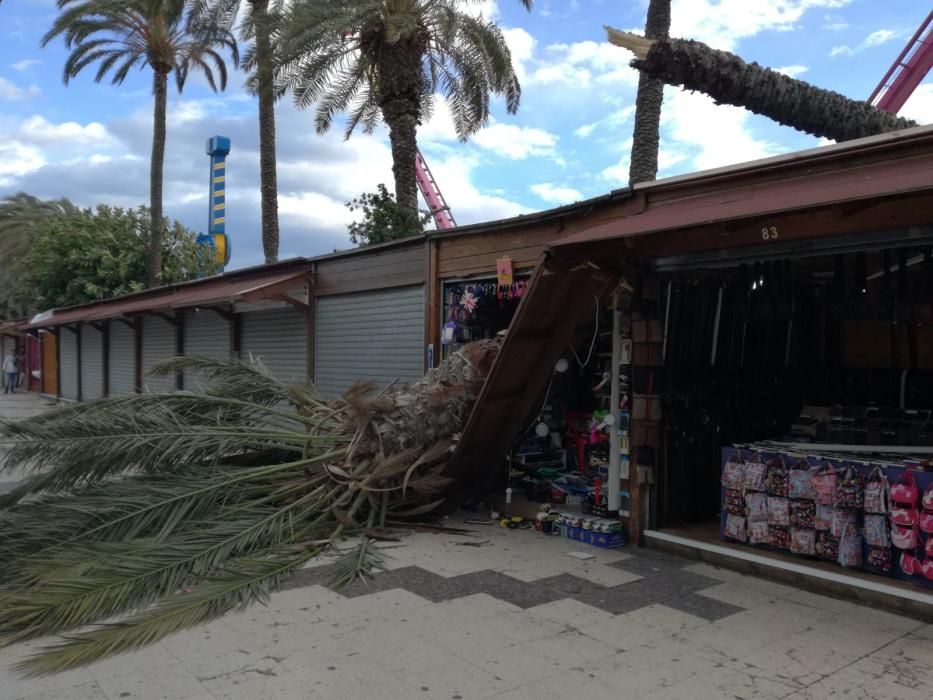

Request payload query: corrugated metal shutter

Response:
[141,316,176,393]
[239,307,307,383]
[80,325,104,400]
[59,329,79,401]
[109,322,135,395]
[182,308,230,389]
[315,285,424,398]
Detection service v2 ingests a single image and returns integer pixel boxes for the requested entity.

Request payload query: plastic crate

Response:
[591,531,626,548]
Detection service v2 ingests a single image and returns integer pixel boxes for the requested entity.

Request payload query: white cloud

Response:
[901,83,933,125]
[471,123,558,159]
[574,106,637,140]
[17,116,115,146]
[532,40,639,88]
[502,27,535,82]
[11,59,41,72]
[425,152,530,223]
[530,182,583,204]
[601,137,633,183]
[0,77,40,101]
[575,123,598,139]
[670,0,854,51]
[775,64,809,78]
[830,27,902,58]
[0,142,44,186]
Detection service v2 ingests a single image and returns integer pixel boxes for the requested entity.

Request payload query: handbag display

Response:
[724,514,747,542]
[790,500,816,529]
[724,489,745,516]
[838,525,863,568]
[863,514,890,547]
[900,550,922,576]
[923,482,933,511]
[748,520,770,545]
[815,530,839,561]
[790,528,816,555]
[811,462,838,506]
[815,504,834,531]
[769,525,790,550]
[867,545,893,573]
[834,466,864,510]
[863,467,888,514]
[923,558,933,582]
[891,505,920,527]
[767,497,790,526]
[831,508,856,538]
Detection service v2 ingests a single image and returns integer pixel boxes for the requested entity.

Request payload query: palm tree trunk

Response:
[251,0,280,264]
[608,31,917,143]
[148,69,169,288]
[377,40,424,214]
[628,0,670,185]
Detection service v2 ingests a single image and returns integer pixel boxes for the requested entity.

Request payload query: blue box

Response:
[591,531,626,548]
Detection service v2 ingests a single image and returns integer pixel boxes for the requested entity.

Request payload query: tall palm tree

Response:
[192,0,281,263]
[274,0,533,215]
[0,193,77,318]
[42,0,239,288]
[627,0,670,184]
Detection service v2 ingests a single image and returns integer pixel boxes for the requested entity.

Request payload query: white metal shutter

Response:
[182,308,230,389]
[80,325,104,400]
[141,316,176,393]
[239,307,307,383]
[315,285,424,398]
[59,329,79,401]
[109,322,135,395]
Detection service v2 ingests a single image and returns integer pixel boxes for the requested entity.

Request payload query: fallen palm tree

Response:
[0,341,498,675]
[605,28,917,142]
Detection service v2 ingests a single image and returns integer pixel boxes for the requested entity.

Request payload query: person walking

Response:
[3,350,17,394]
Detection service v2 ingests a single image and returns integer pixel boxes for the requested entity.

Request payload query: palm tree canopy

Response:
[274,0,531,140]
[41,0,239,91]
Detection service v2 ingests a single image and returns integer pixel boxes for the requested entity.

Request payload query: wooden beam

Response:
[54,326,61,401]
[306,269,316,383]
[102,320,110,397]
[270,293,309,312]
[147,311,177,326]
[175,310,184,391]
[76,322,83,402]
[134,316,142,393]
[114,317,137,330]
[205,306,235,322]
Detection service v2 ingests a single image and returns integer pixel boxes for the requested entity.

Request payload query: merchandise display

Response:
[721,446,933,588]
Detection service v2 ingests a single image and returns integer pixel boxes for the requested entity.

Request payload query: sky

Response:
[0,0,931,270]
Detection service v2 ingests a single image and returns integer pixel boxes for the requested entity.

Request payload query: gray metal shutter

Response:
[141,316,176,393]
[239,307,307,383]
[80,325,104,400]
[109,322,135,395]
[315,285,424,398]
[59,329,79,401]
[182,308,230,389]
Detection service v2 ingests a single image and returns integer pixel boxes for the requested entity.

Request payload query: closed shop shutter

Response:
[141,316,176,393]
[239,307,307,384]
[109,322,135,395]
[59,329,79,401]
[315,285,424,398]
[182,308,230,388]
[80,325,104,400]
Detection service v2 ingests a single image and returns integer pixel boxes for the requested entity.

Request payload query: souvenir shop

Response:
[655,244,933,589]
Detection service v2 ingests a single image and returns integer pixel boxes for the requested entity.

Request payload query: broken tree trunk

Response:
[606,28,917,143]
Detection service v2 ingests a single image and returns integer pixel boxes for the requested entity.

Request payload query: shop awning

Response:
[0,319,28,335]
[28,262,311,329]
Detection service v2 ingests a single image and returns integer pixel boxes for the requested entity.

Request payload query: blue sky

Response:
[1,0,930,270]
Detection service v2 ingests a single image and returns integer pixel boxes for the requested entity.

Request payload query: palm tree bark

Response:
[608,30,917,143]
[628,0,670,185]
[251,0,280,264]
[148,70,169,288]
[377,39,424,214]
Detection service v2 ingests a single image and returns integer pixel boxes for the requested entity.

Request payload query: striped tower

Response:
[206,136,231,271]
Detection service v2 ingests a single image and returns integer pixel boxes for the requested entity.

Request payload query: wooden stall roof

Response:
[311,236,426,296]
[447,125,933,489]
[27,258,312,329]
[0,319,27,336]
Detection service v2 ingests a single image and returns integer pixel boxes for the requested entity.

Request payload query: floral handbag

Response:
[863,467,888,514]
[746,492,768,522]
[811,462,838,506]
[891,523,920,550]
[721,454,746,490]
[831,508,856,538]
[863,514,890,547]
[768,497,790,526]
[724,489,745,516]
[838,524,863,568]
[788,461,816,500]
[769,525,790,550]
[867,545,893,572]
[815,530,839,561]
[790,500,816,529]
[834,466,864,510]
[748,520,770,545]
[724,514,747,542]
[790,528,816,556]
[766,458,789,497]
[744,454,768,492]
[889,469,919,505]
[815,504,834,531]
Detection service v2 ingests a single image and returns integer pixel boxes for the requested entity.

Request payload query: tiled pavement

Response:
[1,392,932,699]
[1,524,931,700]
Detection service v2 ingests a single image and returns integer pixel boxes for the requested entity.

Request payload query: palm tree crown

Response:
[41,0,238,287]
[274,0,532,213]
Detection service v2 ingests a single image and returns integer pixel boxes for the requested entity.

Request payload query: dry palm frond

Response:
[0,342,498,675]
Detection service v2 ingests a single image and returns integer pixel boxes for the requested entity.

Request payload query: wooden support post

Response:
[230,305,241,359]
[54,327,61,401]
[424,239,439,370]
[306,269,316,383]
[175,311,184,390]
[102,320,110,397]
[134,316,143,393]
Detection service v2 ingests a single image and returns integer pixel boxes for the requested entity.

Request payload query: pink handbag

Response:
[744,455,768,492]
[788,462,816,500]
[927,537,933,558]
[810,462,837,505]
[837,525,862,568]
[863,467,888,515]
[891,523,920,550]
[923,483,933,511]
[721,455,746,490]
[919,511,933,534]
[891,505,920,527]
[900,550,922,576]
[923,558,933,582]
[889,469,919,505]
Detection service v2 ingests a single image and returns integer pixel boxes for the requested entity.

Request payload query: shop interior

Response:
[654,242,933,588]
